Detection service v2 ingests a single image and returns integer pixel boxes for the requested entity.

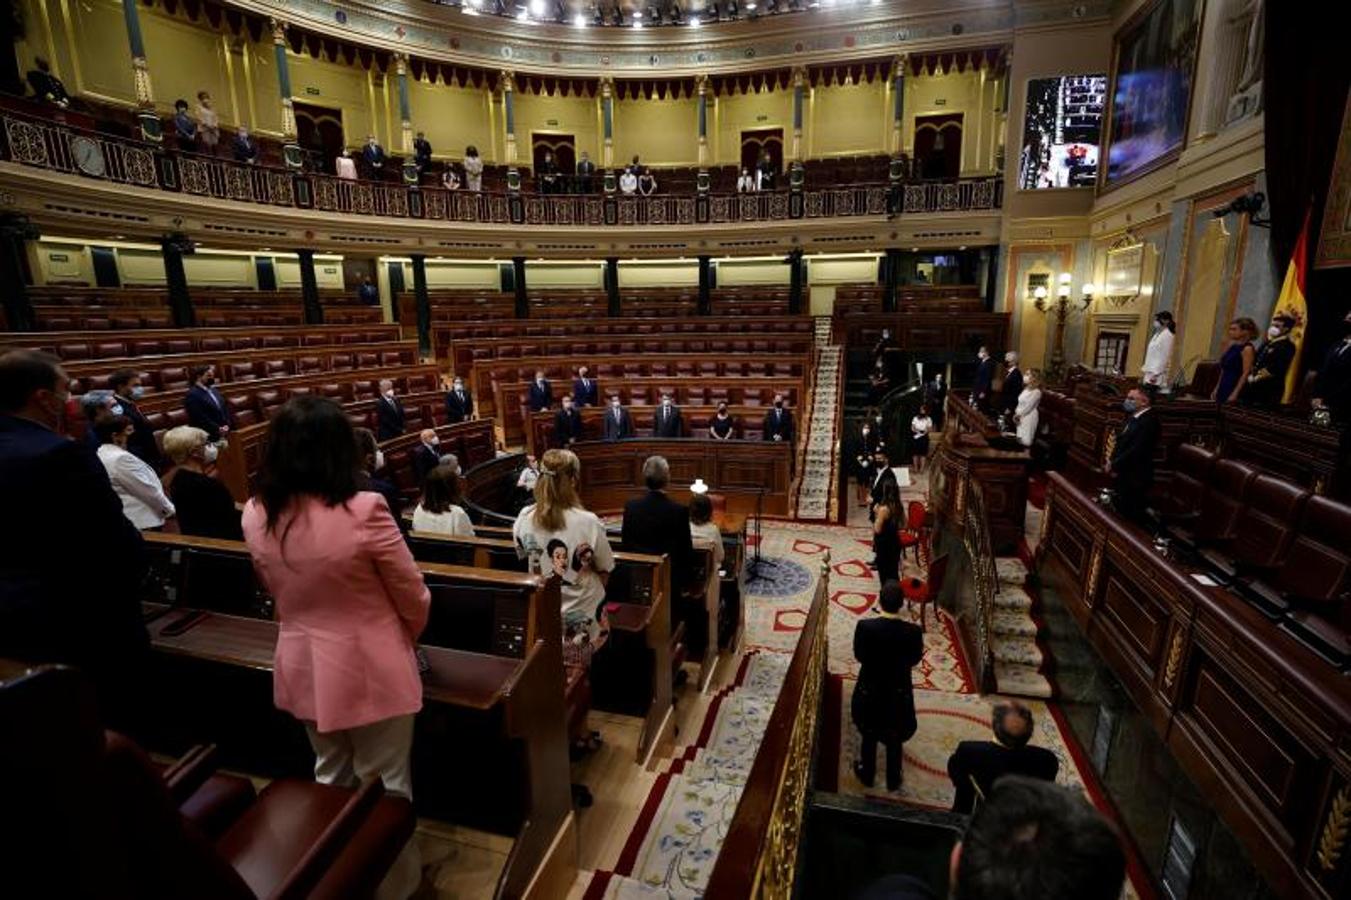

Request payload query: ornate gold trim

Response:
[1101,426,1117,467]
[1317,785,1350,872]
[1085,540,1103,605]
[1163,626,1185,689]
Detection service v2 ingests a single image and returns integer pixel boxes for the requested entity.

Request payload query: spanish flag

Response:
[1274,210,1311,404]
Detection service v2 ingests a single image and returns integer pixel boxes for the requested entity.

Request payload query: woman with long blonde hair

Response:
[512,449,615,651]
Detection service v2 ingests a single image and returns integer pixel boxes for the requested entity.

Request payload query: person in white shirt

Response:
[463,145,484,191]
[1013,369,1043,448]
[687,492,725,572]
[1141,311,1176,393]
[95,415,175,530]
[736,167,756,193]
[411,464,474,537]
[335,149,357,181]
[619,169,638,195]
[910,406,934,474]
[513,449,614,652]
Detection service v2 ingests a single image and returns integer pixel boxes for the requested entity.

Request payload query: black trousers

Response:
[859,732,904,790]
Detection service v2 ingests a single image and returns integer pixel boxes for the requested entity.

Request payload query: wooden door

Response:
[532,133,576,174]
[740,128,784,174]
[913,113,963,179]
[294,102,345,174]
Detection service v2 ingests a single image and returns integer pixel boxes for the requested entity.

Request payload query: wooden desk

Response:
[936,394,1030,552]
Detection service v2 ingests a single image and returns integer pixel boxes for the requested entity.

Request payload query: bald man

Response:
[412,428,441,484]
[376,378,405,440]
[947,700,1060,814]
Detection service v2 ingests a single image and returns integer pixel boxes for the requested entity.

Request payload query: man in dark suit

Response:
[576,151,596,193]
[762,394,794,443]
[445,375,474,424]
[1312,311,1351,424]
[622,456,695,597]
[183,364,232,442]
[411,429,443,484]
[0,350,148,730]
[869,451,897,521]
[376,378,405,441]
[528,370,553,412]
[362,134,386,179]
[1107,387,1160,524]
[653,393,683,438]
[947,700,1060,814]
[851,581,924,791]
[232,125,258,164]
[972,346,996,412]
[554,396,584,447]
[604,394,633,441]
[413,131,433,174]
[924,372,947,430]
[1241,314,1297,410]
[572,365,599,407]
[1000,351,1024,415]
[108,368,161,470]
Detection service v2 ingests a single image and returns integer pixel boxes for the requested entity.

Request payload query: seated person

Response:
[161,425,242,540]
[411,464,474,537]
[947,700,1060,814]
[709,401,735,440]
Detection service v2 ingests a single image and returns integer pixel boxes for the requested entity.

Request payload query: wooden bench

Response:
[830,312,1011,355]
[0,323,401,361]
[527,405,804,459]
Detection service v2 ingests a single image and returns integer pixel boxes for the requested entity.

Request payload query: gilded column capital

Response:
[599,75,614,99]
[695,73,709,96]
[500,70,516,94]
[893,53,908,77]
[270,17,287,46]
[394,52,408,77]
[791,66,807,89]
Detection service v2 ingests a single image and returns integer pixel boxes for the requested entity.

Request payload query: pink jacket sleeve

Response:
[365,496,431,640]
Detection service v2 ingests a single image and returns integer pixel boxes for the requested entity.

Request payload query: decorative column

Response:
[697,255,712,316]
[890,54,908,177]
[0,214,39,332]
[604,258,620,317]
[600,76,616,192]
[395,54,414,153]
[410,254,431,356]
[696,75,710,191]
[882,248,901,314]
[296,249,323,325]
[995,51,1011,172]
[787,249,805,315]
[501,71,519,184]
[512,257,529,318]
[270,20,302,168]
[791,67,806,162]
[160,234,196,328]
[120,0,160,141]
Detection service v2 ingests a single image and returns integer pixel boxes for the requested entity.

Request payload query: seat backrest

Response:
[1277,496,1351,605]
[1198,459,1257,542]
[1230,474,1309,569]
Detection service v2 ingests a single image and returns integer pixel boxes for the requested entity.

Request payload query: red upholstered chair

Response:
[901,554,948,631]
[898,501,929,565]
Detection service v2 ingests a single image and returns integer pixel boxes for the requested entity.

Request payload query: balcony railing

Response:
[0,112,1003,225]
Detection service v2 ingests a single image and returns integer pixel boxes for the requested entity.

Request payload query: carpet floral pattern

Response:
[793,327,841,521]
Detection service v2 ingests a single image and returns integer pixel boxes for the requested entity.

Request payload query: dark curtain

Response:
[1264,2,1351,363]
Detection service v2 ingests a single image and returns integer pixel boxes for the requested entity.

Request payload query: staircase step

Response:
[990,609,1039,638]
[993,585,1033,611]
[994,662,1054,698]
[992,638,1043,668]
[995,557,1029,584]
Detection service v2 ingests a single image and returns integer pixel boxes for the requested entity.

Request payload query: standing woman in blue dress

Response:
[1211,317,1257,405]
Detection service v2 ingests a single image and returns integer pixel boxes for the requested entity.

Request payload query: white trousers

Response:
[306,715,421,900]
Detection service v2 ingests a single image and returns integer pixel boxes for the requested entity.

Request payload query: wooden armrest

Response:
[607,602,653,633]
[273,779,386,900]
[162,743,220,806]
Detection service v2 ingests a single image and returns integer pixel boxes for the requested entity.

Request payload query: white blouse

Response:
[911,415,933,438]
[412,504,475,538]
[98,443,175,529]
[1142,328,1175,387]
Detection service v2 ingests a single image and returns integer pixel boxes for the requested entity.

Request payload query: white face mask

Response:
[374,450,385,470]
[612,401,621,409]
[202,443,219,464]
[1267,326,1282,339]
[383,390,394,400]
[428,437,439,447]
[110,404,124,417]
[453,383,464,392]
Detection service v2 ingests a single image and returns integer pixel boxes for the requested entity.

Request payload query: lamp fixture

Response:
[1032,272,1094,380]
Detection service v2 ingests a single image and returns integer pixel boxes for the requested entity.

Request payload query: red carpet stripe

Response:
[613,770,674,876]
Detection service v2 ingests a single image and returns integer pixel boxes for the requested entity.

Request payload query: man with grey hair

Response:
[412,428,442,484]
[376,378,405,440]
[622,455,695,599]
[1000,351,1024,416]
[946,699,1059,814]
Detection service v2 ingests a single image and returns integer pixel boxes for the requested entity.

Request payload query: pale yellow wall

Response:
[140,10,233,117]
[274,255,345,290]
[32,240,94,284]
[619,262,699,288]
[807,255,879,284]
[29,238,352,289]
[714,91,793,166]
[516,92,602,164]
[716,258,791,286]
[408,79,495,162]
[614,97,700,167]
[528,262,605,289]
[288,54,381,146]
[118,249,170,285]
[240,40,283,134]
[809,82,888,157]
[61,0,136,105]
[403,260,501,290]
[902,68,994,175]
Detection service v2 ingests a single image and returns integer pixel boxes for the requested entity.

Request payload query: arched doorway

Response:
[740,128,784,176]
[913,113,963,179]
[294,102,345,175]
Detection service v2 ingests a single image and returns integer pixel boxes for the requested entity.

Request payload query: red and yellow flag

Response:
[1274,210,1311,404]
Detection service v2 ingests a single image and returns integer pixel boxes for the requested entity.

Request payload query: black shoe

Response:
[852,760,874,788]
[571,783,594,808]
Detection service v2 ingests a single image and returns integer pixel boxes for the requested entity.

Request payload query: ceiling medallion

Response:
[501,46,513,59]
[794,42,804,52]
[744,48,756,58]
[334,10,347,25]
[552,51,562,63]
[843,35,856,48]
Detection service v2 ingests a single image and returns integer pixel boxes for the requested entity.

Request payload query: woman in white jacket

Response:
[1141,311,1176,391]
[96,415,175,529]
[1013,370,1043,448]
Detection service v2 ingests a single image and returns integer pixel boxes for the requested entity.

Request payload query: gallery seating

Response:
[0,323,401,360]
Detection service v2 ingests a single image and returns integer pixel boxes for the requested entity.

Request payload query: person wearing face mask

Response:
[108,368,161,470]
[923,372,947,431]
[412,428,443,485]
[999,351,1023,416]
[0,350,149,731]
[1311,311,1351,425]
[1105,387,1159,524]
[362,133,386,180]
[96,415,175,531]
[354,426,403,524]
[376,378,406,441]
[1141,311,1176,394]
[528,369,553,413]
[572,365,599,407]
[708,401,735,440]
[1241,314,1298,410]
[79,389,119,452]
[653,392,683,438]
[161,425,241,540]
[604,394,633,441]
[554,396,584,448]
[973,346,996,412]
[854,417,883,505]
[872,327,898,361]
[762,393,794,443]
[184,364,233,442]
[445,375,474,424]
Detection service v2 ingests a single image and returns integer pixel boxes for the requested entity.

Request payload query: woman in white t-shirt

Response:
[619,169,638,195]
[910,405,934,474]
[411,464,474,537]
[513,449,614,651]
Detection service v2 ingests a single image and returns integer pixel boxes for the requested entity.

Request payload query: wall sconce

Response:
[1031,272,1095,379]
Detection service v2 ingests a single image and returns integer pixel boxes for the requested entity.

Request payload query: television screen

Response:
[1019,74,1107,190]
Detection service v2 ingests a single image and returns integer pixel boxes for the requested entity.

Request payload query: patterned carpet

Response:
[793,317,841,521]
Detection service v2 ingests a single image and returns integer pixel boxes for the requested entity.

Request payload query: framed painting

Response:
[1315,90,1351,269]
[1099,0,1204,191]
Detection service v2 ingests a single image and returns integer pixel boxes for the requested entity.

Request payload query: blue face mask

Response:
[130,386,146,399]
[1122,399,1138,414]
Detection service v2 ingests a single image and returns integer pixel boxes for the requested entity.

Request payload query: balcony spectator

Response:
[413,131,433,174]
[619,168,638,195]
[362,134,386,180]
[736,167,756,193]
[172,99,197,153]
[335,148,358,181]
[539,151,559,194]
[463,145,484,191]
[577,151,595,193]
[442,165,461,190]
[232,125,258,165]
[27,57,69,107]
[195,91,220,154]
[638,167,657,196]
[756,149,776,190]
[628,153,641,174]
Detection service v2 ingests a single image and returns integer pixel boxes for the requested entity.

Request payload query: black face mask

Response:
[774,401,784,409]
[203,376,215,387]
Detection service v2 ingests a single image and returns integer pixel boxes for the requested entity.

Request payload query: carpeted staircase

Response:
[794,317,841,520]
[988,556,1053,698]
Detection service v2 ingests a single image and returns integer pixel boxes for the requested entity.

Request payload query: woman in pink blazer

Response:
[242,395,429,898]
